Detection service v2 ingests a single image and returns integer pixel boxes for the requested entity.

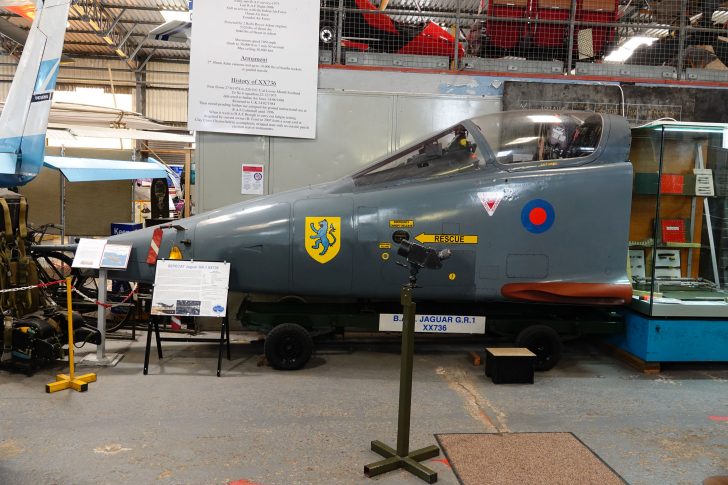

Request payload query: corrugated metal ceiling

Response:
[0,0,190,64]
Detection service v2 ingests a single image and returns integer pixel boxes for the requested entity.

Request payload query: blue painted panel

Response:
[614,309,728,362]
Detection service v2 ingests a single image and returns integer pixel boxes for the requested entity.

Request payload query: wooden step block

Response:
[485,347,536,384]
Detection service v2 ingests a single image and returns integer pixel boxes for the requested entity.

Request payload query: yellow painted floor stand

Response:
[46,277,96,393]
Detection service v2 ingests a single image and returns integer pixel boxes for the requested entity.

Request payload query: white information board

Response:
[379,314,486,334]
[188,0,319,139]
[151,261,231,317]
[72,238,107,269]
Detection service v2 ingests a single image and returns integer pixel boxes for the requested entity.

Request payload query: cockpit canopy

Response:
[352,111,615,188]
[353,122,486,187]
[471,111,604,164]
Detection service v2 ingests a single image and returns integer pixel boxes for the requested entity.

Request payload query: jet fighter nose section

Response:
[107,222,195,283]
[106,194,298,292]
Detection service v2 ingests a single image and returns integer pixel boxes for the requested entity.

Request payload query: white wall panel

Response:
[196,87,500,212]
[395,95,500,148]
[197,132,269,211]
[271,92,395,193]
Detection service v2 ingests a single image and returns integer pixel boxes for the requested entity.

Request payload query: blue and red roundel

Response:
[521,199,555,234]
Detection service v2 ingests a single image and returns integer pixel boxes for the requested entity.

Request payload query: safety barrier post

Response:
[96,268,108,361]
[46,277,97,393]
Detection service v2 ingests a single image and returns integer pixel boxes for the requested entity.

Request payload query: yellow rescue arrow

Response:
[414,233,479,244]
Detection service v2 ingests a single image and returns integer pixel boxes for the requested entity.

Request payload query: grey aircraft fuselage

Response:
[109,110,634,306]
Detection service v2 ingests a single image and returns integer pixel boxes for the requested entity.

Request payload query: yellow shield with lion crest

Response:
[305,216,341,264]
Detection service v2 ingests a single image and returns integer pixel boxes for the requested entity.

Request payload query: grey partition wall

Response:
[196,90,500,212]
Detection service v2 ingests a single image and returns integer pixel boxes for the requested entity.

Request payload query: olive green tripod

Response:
[365,241,450,483]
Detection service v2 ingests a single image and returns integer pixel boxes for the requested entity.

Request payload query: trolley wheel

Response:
[515,324,563,371]
[319,23,336,46]
[264,323,313,371]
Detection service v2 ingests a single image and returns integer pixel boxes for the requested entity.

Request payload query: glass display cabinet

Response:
[629,121,728,317]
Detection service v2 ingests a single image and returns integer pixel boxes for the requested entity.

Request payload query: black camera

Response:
[397,240,451,270]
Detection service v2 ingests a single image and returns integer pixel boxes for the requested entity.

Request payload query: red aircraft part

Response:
[342,39,371,51]
[355,0,398,34]
[398,21,464,58]
[7,4,35,20]
[501,282,633,305]
[338,0,463,59]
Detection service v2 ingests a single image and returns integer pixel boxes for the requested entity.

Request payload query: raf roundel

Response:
[521,199,555,234]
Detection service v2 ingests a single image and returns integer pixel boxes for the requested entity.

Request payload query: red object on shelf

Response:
[660,174,685,194]
[661,219,687,244]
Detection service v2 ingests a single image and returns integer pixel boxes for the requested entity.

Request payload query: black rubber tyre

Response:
[515,324,563,371]
[264,323,313,371]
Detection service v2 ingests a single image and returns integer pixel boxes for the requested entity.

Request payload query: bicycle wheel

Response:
[32,251,134,332]
[75,280,136,333]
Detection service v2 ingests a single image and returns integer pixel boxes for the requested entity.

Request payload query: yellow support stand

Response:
[46,277,97,393]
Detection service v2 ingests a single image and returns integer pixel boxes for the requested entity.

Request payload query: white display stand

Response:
[145,261,232,377]
[73,238,131,367]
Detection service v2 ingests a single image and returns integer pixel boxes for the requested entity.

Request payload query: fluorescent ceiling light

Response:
[663,126,724,133]
[604,36,659,63]
[161,10,190,23]
[505,136,539,146]
[528,115,562,123]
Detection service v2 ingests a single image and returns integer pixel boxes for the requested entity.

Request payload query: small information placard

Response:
[100,244,132,270]
[241,163,265,195]
[379,314,486,334]
[151,260,230,317]
[694,168,715,197]
[72,238,107,269]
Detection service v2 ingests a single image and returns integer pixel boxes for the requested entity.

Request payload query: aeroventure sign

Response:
[188,0,319,139]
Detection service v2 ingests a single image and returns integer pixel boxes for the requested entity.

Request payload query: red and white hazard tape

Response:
[147,227,163,265]
[72,286,137,309]
[0,278,136,309]
[0,279,65,294]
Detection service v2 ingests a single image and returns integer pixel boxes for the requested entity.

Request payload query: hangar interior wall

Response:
[0,56,188,124]
[195,69,502,212]
[19,148,135,236]
[0,56,188,236]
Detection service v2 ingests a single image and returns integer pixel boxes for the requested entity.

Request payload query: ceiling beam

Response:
[70,0,155,69]
[64,40,189,51]
[100,3,187,12]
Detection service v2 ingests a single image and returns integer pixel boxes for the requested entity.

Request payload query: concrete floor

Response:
[0,333,726,485]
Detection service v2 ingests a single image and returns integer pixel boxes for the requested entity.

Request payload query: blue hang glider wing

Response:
[43,156,169,182]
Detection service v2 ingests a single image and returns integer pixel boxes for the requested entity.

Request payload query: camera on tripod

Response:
[397,239,451,273]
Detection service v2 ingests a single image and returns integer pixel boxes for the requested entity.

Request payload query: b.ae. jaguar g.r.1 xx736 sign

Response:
[379,314,486,334]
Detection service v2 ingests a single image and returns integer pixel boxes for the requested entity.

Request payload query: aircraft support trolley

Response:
[238,299,625,371]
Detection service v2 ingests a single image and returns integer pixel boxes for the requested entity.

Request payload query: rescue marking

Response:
[305,216,341,264]
[379,242,392,249]
[415,233,478,244]
[449,273,457,281]
[521,199,555,234]
[477,191,504,216]
[389,220,414,229]
[381,252,390,261]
